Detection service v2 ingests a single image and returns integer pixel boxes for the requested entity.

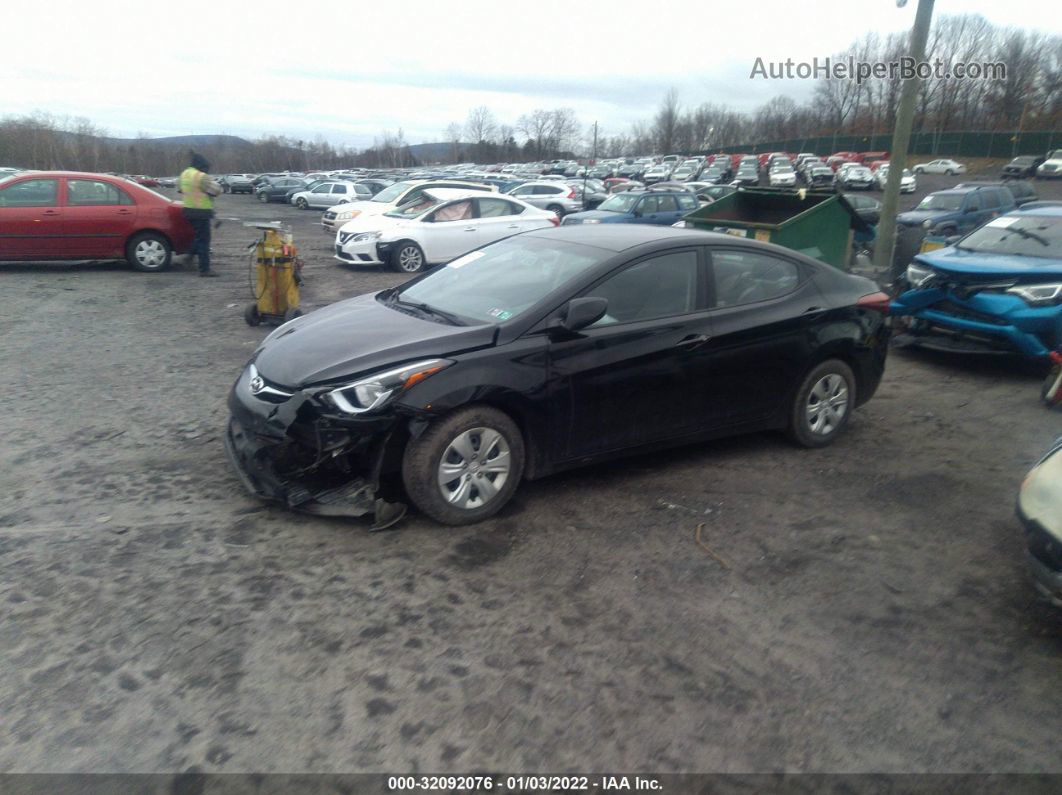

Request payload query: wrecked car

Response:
[1019,437,1062,605]
[225,225,891,528]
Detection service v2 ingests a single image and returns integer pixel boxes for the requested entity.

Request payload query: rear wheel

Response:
[945,169,955,176]
[126,232,171,272]
[546,204,565,216]
[787,359,856,448]
[258,192,269,203]
[402,406,525,525]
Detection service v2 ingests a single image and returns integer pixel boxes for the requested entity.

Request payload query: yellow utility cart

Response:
[244,222,303,326]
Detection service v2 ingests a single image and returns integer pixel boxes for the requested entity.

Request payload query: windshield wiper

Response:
[1004,226,1049,247]
[390,295,465,325]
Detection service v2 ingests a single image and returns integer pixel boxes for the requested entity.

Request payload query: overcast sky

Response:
[7,0,1059,148]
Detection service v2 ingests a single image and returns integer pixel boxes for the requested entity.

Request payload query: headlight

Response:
[923,219,934,229]
[335,211,354,221]
[905,262,934,288]
[352,231,382,242]
[1005,283,1062,307]
[325,358,453,414]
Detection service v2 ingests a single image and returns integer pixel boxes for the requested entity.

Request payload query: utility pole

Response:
[873,0,935,282]
[583,121,597,202]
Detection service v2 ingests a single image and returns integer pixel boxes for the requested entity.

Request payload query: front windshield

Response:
[395,236,611,324]
[597,193,640,213]
[383,196,441,218]
[372,180,415,203]
[957,215,1062,259]
[916,194,963,211]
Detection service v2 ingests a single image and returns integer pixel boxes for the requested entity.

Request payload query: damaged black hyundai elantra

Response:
[226,225,891,527]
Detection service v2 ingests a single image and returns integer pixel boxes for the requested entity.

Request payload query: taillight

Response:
[857,291,891,314]
[548,216,560,227]
[567,189,577,199]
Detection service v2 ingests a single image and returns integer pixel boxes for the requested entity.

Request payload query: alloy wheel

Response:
[805,374,849,436]
[398,246,423,272]
[437,427,511,510]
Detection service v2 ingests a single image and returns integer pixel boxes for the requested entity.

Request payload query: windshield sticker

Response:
[488,308,513,321]
[448,251,485,269]
[987,216,1017,228]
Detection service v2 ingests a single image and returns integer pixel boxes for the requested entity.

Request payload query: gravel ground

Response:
[1,175,1060,774]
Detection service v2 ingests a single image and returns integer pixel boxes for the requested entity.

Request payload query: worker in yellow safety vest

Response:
[178,152,223,277]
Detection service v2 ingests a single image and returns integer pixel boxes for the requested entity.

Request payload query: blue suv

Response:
[896,185,1016,236]
[891,204,1062,358]
[561,189,698,226]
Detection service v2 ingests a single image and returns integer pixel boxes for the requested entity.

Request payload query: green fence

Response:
[710,129,1059,158]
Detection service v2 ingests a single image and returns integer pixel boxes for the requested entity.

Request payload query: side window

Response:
[532,185,558,195]
[402,189,425,205]
[67,179,131,206]
[711,249,800,308]
[638,196,659,214]
[478,198,522,217]
[654,195,679,212]
[332,184,349,194]
[510,186,531,196]
[588,250,700,326]
[0,178,58,207]
[965,193,983,212]
[677,194,698,211]
[312,184,332,194]
[431,200,473,222]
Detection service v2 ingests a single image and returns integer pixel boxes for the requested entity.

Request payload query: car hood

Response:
[897,209,947,225]
[337,213,410,236]
[1039,159,1062,168]
[913,246,1062,278]
[253,293,497,388]
[328,200,393,218]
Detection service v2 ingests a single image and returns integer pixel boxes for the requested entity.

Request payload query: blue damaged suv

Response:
[891,203,1062,358]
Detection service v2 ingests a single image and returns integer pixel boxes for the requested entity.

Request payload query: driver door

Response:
[423,199,478,263]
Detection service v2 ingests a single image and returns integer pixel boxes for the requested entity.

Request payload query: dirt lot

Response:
[1,176,1061,775]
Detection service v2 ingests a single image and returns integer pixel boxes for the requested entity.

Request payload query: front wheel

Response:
[258,192,269,203]
[126,232,172,272]
[787,359,856,448]
[295,197,308,209]
[402,406,525,525]
[391,241,426,273]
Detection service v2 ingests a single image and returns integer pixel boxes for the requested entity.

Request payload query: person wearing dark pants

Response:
[178,152,223,277]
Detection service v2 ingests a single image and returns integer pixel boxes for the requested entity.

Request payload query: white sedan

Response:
[290,181,368,209]
[875,166,917,193]
[912,158,967,176]
[768,166,797,187]
[334,189,558,273]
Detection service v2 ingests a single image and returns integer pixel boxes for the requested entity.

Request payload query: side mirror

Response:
[548,297,608,336]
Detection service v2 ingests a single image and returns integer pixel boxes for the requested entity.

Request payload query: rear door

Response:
[696,246,822,427]
[0,177,62,258]
[474,197,539,245]
[63,177,138,258]
[423,198,477,263]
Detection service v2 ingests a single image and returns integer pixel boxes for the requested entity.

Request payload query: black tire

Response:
[126,232,172,272]
[244,303,261,326]
[258,192,269,203]
[945,169,954,176]
[283,307,302,323]
[295,197,308,209]
[390,241,426,273]
[546,204,565,217]
[914,167,924,174]
[402,405,525,525]
[787,359,857,448]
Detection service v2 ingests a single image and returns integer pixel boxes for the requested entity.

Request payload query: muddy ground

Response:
[1,175,1061,774]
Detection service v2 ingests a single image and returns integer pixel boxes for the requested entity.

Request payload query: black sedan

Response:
[1002,156,1045,179]
[225,226,891,527]
[255,177,310,203]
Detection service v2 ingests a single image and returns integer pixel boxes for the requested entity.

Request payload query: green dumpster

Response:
[684,187,873,271]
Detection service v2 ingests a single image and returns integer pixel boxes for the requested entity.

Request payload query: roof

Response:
[522,224,718,252]
[1014,202,1062,216]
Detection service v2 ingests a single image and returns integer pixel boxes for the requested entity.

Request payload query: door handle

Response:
[463,227,476,232]
[675,333,710,350]
[803,306,826,316]
[43,209,59,215]
[507,224,520,229]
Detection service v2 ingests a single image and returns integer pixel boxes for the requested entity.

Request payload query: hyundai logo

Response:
[249,375,265,394]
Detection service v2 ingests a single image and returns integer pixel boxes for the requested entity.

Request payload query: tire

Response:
[787,359,857,448]
[258,192,269,203]
[914,167,924,174]
[945,169,954,176]
[391,241,426,273]
[244,303,261,326]
[402,405,525,525]
[546,204,565,217]
[295,197,308,209]
[283,307,302,323]
[126,232,171,272]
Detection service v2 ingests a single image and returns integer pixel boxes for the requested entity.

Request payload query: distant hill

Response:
[407,142,468,162]
[95,134,255,150]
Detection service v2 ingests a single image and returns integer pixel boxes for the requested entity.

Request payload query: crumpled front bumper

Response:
[224,368,407,530]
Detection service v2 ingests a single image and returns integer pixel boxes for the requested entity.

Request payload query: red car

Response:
[0,171,194,271]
